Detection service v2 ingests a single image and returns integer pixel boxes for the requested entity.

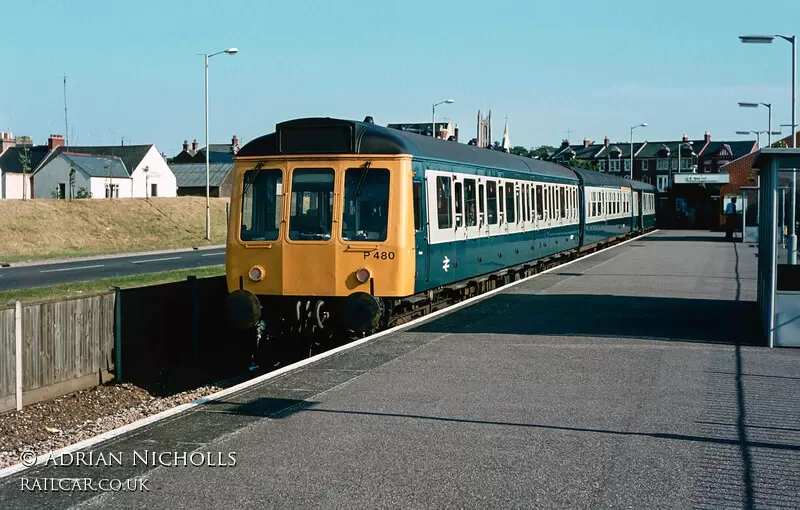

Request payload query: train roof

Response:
[570,166,657,192]
[237,117,579,181]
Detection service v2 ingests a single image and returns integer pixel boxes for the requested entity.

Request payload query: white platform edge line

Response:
[0,229,658,479]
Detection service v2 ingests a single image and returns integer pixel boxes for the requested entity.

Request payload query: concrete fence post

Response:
[111,287,123,382]
[15,300,22,411]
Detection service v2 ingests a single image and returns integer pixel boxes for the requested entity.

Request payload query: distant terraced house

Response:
[0,134,177,199]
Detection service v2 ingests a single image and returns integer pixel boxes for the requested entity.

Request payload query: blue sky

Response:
[1,0,798,157]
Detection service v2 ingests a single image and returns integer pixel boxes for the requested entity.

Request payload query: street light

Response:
[432,99,454,139]
[740,33,796,263]
[629,122,647,179]
[202,47,238,241]
[736,130,770,148]
[739,101,774,146]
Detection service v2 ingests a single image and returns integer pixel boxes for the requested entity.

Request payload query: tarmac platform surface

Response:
[2,230,799,509]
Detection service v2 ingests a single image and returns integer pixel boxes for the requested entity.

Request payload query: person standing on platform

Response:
[725,197,737,241]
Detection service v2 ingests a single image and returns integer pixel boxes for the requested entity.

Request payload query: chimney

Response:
[121,138,125,146]
[231,135,239,154]
[454,124,459,142]
[561,139,570,149]
[0,132,16,153]
[182,139,189,151]
[604,136,610,147]
[682,134,689,142]
[704,131,711,143]
[161,152,167,162]
[47,134,65,150]
[583,137,590,148]
[191,139,199,151]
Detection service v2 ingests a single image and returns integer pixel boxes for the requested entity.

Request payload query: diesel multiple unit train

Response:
[224,117,656,344]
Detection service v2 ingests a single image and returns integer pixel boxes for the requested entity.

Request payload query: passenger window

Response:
[560,187,566,219]
[464,178,477,227]
[529,186,535,221]
[536,185,543,220]
[525,184,530,222]
[486,181,498,225]
[505,182,515,223]
[289,168,335,241]
[454,181,464,228]
[515,186,521,223]
[499,184,505,223]
[478,183,485,225]
[413,181,422,231]
[436,176,452,229]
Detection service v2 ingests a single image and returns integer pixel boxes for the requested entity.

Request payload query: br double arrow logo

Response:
[442,256,450,272]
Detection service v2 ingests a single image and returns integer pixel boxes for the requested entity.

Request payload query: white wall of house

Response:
[32,156,93,199]
[130,146,177,197]
[89,176,133,199]
[2,173,33,199]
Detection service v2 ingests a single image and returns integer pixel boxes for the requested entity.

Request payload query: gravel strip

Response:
[0,382,224,470]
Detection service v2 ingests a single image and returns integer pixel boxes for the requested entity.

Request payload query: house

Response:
[33,152,130,199]
[169,162,234,197]
[0,135,60,199]
[549,131,757,229]
[171,136,240,163]
[35,142,177,198]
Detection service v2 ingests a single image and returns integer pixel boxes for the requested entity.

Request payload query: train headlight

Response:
[248,265,265,282]
[355,267,371,283]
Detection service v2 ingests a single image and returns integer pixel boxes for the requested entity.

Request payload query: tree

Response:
[530,145,557,160]
[772,139,788,148]
[18,147,31,201]
[75,187,92,199]
[509,146,530,157]
[567,158,599,171]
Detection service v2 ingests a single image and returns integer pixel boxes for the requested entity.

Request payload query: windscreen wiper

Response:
[242,161,264,196]
[354,161,371,196]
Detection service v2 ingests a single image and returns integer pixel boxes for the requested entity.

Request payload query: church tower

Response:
[477,109,492,148]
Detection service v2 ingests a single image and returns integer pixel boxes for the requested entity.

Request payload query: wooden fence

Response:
[0,275,243,413]
[0,293,116,413]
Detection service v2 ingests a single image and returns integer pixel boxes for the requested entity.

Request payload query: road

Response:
[0,247,225,291]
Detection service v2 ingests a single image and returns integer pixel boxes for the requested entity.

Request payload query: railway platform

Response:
[2,230,799,509]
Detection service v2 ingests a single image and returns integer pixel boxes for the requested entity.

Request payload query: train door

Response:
[413,176,429,283]
[485,179,500,237]
[425,171,457,283]
[499,180,508,234]
[462,177,480,240]
[633,190,641,230]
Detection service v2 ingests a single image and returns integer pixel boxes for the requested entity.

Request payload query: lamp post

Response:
[629,122,647,179]
[740,33,796,263]
[736,130,769,148]
[432,99,454,139]
[738,102,777,146]
[202,47,238,241]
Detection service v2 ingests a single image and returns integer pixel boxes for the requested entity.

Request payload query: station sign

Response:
[673,174,729,184]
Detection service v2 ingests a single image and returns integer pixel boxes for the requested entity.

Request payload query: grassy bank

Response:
[0,265,226,304]
[0,197,230,263]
